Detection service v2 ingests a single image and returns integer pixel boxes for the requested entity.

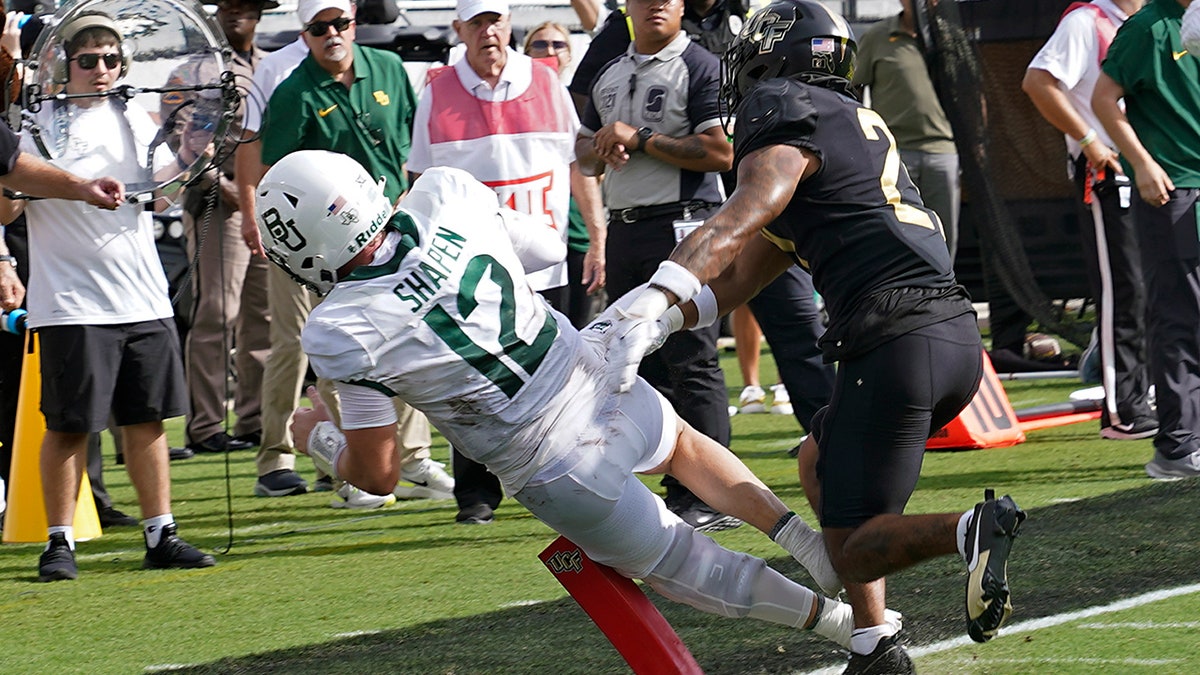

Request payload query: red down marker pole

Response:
[539,536,704,674]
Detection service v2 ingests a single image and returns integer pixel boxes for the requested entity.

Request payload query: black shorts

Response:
[38,319,187,433]
[812,313,982,528]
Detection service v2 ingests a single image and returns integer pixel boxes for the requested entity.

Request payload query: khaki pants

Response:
[255,264,432,476]
[184,204,270,443]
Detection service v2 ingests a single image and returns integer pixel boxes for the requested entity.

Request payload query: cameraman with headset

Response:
[0,11,214,581]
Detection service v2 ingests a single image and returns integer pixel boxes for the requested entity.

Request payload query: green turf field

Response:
[1,353,1197,674]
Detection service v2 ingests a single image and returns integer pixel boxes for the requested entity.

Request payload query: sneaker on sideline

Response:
[1145,450,1200,480]
[963,489,1027,643]
[254,469,308,497]
[331,483,396,509]
[37,532,77,582]
[455,502,494,524]
[770,383,793,416]
[312,475,334,492]
[143,524,216,570]
[738,385,767,414]
[1101,417,1159,441]
[97,505,139,528]
[393,458,454,500]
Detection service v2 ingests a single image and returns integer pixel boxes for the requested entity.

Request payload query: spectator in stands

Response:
[1093,0,1200,479]
[162,0,275,456]
[575,0,739,532]
[1023,0,1157,441]
[523,21,606,328]
[257,0,453,507]
[0,11,214,581]
[852,0,961,263]
[407,0,603,524]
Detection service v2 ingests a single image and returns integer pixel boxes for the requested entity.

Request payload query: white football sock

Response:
[143,514,174,548]
[47,525,75,551]
[851,622,899,655]
[956,508,974,561]
[771,512,842,596]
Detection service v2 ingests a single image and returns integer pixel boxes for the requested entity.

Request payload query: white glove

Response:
[1184,1,1200,54]
[606,286,683,393]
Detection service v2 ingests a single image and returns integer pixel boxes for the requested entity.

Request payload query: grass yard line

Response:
[1077,621,1200,629]
[939,657,1185,666]
[796,582,1200,675]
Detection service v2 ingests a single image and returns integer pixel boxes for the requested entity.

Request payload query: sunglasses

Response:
[530,39,568,51]
[71,53,121,70]
[304,17,353,37]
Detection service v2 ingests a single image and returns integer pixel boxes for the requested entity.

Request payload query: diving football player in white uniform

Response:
[255,150,902,650]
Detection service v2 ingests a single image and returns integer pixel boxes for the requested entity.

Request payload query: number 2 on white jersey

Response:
[424,254,558,398]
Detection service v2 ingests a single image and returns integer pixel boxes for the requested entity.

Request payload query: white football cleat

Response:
[394,458,454,500]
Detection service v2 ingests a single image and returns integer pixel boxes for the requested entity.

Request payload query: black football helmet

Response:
[719,0,857,116]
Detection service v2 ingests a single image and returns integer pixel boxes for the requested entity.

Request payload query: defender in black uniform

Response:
[603,2,1028,672]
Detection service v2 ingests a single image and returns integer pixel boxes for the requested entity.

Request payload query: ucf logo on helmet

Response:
[742,9,793,54]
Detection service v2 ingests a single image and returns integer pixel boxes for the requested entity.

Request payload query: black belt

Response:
[609,200,716,224]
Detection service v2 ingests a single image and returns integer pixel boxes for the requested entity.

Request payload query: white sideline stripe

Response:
[945,657,1182,666]
[796,582,1200,675]
[144,664,199,672]
[1078,621,1200,629]
[499,599,547,608]
[333,629,381,638]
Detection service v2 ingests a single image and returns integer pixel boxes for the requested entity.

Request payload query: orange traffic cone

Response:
[926,349,1027,451]
[3,331,102,543]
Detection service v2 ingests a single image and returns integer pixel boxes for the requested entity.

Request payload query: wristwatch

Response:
[0,255,16,269]
[635,126,654,152]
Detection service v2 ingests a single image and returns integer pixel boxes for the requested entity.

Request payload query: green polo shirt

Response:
[261,43,416,201]
[852,13,955,154]
[1102,0,1200,188]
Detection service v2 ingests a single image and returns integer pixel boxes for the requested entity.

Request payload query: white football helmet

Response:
[256,150,394,295]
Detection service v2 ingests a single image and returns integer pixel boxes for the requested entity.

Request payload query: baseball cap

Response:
[203,0,282,10]
[456,0,509,21]
[298,0,352,24]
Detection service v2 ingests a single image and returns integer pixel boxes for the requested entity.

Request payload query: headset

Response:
[51,12,131,83]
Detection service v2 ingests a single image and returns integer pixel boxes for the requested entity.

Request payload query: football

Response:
[1023,332,1062,362]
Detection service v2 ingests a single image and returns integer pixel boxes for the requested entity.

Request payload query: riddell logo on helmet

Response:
[348,209,389,254]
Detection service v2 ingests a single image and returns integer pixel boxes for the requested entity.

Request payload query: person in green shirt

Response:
[1093,0,1200,479]
[260,0,416,201]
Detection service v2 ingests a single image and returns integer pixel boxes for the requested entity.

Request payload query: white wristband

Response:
[307,420,346,480]
[647,260,703,303]
[692,286,719,329]
[663,305,685,333]
[1079,128,1098,148]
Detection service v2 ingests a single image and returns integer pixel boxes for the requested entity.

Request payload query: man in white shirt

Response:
[0,11,214,582]
[1023,0,1157,441]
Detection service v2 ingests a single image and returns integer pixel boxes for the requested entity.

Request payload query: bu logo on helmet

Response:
[261,206,307,252]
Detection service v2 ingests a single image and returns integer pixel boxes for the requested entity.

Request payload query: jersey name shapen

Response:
[392,226,468,311]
